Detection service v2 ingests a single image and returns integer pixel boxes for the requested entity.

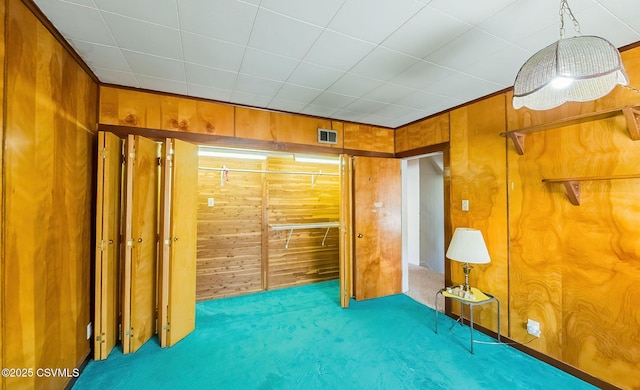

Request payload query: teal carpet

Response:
[74,280,595,389]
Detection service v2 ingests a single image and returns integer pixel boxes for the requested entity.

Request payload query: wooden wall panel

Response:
[448,95,508,335]
[267,157,340,289]
[99,86,235,136]
[270,112,343,149]
[507,108,640,386]
[395,113,450,153]
[3,0,98,388]
[235,107,273,141]
[343,123,394,153]
[196,157,264,300]
[0,0,5,379]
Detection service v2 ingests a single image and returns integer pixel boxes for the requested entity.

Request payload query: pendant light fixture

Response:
[512,0,629,110]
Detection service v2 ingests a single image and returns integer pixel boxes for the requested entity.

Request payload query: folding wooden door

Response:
[159,138,198,347]
[94,131,122,360]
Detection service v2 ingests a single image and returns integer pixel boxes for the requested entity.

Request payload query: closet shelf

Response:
[270,222,340,248]
[542,174,640,206]
[501,105,640,155]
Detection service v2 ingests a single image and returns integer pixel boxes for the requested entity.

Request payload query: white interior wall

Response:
[419,156,445,273]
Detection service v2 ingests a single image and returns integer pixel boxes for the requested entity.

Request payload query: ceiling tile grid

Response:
[32,0,640,128]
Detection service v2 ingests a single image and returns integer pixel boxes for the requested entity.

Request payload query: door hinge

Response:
[100,148,108,159]
[157,157,162,166]
[95,333,106,343]
[98,240,106,251]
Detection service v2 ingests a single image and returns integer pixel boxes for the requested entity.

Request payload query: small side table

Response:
[434,287,500,353]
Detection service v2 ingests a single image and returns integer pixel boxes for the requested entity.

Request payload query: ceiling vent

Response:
[317,128,338,145]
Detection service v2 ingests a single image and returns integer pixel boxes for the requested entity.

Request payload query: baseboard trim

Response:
[444,312,620,390]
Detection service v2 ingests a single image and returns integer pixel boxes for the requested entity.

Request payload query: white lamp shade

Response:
[446,228,491,264]
[513,35,629,110]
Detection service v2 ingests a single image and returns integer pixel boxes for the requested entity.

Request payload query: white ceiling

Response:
[33,0,640,128]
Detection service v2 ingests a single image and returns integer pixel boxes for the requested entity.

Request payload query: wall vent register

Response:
[318,128,338,145]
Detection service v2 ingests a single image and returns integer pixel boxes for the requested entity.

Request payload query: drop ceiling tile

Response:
[476,0,559,44]
[233,74,284,97]
[350,47,419,81]
[375,104,423,119]
[327,0,424,44]
[462,46,531,86]
[102,12,183,60]
[122,50,185,81]
[240,49,300,82]
[303,30,376,71]
[310,91,357,109]
[187,83,233,102]
[599,0,640,36]
[425,28,515,71]
[260,0,346,27]
[275,84,323,103]
[287,63,343,90]
[137,75,188,96]
[343,98,388,115]
[572,4,640,48]
[94,0,179,27]
[358,113,395,127]
[230,91,273,108]
[327,74,383,97]
[428,0,517,25]
[395,90,462,111]
[53,0,96,6]
[178,0,259,45]
[92,68,139,86]
[424,72,503,103]
[67,39,130,72]
[393,110,435,127]
[33,1,115,46]
[301,104,339,118]
[185,63,238,90]
[267,98,309,113]
[248,9,324,59]
[389,61,456,90]
[363,83,418,104]
[381,6,471,58]
[182,32,245,71]
[332,109,366,123]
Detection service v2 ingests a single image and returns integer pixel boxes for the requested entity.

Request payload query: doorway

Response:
[401,152,445,309]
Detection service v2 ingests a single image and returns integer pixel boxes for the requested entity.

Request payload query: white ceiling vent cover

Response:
[318,128,338,145]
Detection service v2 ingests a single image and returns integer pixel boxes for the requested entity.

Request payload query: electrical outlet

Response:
[461,199,469,211]
[207,198,214,207]
[527,319,541,337]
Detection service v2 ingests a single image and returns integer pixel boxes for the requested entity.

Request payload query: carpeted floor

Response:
[405,264,444,310]
[73,280,595,390]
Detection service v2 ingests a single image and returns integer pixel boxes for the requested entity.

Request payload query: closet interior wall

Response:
[197,155,340,301]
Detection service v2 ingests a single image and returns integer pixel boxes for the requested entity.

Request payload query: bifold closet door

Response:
[94,131,122,360]
[159,138,198,347]
[339,154,353,309]
[353,157,402,300]
[122,134,158,354]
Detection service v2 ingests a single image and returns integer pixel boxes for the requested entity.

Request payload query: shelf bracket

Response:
[285,228,294,249]
[562,180,581,206]
[507,131,526,155]
[622,107,640,141]
[321,227,331,246]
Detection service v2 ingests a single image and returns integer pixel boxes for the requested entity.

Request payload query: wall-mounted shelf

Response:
[542,174,640,205]
[501,106,640,155]
[270,222,340,248]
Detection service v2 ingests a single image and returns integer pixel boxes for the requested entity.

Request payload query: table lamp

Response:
[446,228,491,292]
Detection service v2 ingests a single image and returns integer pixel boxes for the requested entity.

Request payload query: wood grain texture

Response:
[353,157,402,300]
[507,115,640,387]
[3,0,97,387]
[267,157,340,289]
[235,107,273,141]
[0,0,6,381]
[270,112,342,148]
[197,157,264,300]
[395,113,450,153]
[99,86,235,135]
[343,123,394,153]
[448,95,508,335]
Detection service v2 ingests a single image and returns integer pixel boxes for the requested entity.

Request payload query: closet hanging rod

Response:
[198,167,339,177]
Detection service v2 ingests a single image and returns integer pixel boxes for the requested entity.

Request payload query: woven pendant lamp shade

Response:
[513,35,629,110]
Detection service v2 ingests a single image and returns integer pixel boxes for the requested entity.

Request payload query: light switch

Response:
[207,198,215,207]
[461,199,469,211]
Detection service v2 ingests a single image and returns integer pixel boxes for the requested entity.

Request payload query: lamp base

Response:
[462,262,473,292]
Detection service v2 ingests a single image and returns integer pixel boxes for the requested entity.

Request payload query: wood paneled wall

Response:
[267,157,340,289]
[99,86,395,156]
[0,0,6,378]
[399,44,640,389]
[197,157,265,300]
[2,0,98,389]
[196,155,339,300]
